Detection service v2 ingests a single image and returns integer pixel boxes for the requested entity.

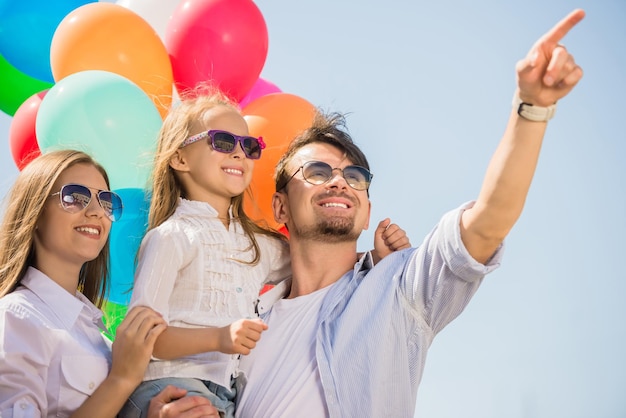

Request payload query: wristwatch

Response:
[512,94,557,122]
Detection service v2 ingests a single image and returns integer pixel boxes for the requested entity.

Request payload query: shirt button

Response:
[89,382,95,389]
[20,402,27,409]
[236,287,243,293]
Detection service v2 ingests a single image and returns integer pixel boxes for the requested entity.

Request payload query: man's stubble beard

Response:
[292,217,361,243]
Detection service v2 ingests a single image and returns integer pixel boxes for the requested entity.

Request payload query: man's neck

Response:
[287,239,358,298]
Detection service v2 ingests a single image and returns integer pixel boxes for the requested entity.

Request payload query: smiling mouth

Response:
[223,168,243,176]
[321,202,348,209]
[75,226,100,236]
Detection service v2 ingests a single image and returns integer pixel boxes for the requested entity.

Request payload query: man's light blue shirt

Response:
[252,202,503,417]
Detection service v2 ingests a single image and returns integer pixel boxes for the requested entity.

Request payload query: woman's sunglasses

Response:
[279,160,373,191]
[50,183,123,222]
[180,130,266,160]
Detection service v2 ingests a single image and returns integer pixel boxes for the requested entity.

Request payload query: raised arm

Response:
[461,9,585,264]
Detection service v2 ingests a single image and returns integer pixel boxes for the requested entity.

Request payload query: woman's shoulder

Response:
[0,289,52,327]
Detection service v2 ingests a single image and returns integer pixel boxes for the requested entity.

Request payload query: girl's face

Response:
[34,163,112,274]
[175,106,255,209]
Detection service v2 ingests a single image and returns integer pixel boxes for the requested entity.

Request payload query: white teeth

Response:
[224,168,243,175]
[323,202,348,209]
[76,227,100,235]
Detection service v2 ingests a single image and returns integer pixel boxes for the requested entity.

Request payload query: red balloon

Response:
[9,90,46,170]
[166,0,268,102]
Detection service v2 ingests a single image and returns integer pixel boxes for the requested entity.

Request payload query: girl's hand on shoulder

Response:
[110,306,167,389]
[372,218,411,264]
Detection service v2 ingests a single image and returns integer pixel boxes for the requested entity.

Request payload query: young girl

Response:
[122,90,409,418]
[0,150,217,417]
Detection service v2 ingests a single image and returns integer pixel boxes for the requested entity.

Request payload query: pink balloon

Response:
[166,0,268,101]
[9,90,47,170]
[239,77,281,109]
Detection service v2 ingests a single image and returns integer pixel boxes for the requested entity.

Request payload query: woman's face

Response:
[34,163,112,272]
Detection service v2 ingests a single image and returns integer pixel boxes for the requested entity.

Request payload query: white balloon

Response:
[116,0,181,41]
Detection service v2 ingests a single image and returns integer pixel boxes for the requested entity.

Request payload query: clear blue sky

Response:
[1,1,625,417]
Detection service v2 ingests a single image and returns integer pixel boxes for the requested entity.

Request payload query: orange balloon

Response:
[242,93,316,229]
[50,3,173,118]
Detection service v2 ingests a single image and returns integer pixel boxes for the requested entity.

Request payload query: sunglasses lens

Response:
[302,162,333,185]
[301,162,371,190]
[98,191,123,222]
[211,132,237,153]
[343,166,371,190]
[60,184,92,213]
[242,137,262,159]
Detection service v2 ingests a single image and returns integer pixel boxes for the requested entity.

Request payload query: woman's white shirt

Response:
[0,267,111,418]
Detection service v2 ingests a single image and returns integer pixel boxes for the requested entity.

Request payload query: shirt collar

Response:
[21,266,105,330]
[255,251,373,315]
[356,251,374,272]
[177,198,234,219]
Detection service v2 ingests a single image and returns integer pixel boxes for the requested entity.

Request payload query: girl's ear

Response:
[169,150,190,172]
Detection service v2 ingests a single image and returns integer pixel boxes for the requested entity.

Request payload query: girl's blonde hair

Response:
[0,150,112,307]
[148,87,285,265]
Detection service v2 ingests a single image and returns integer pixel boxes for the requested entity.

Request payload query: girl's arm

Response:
[153,318,268,359]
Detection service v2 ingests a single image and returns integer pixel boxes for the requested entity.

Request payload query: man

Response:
[235,9,585,418]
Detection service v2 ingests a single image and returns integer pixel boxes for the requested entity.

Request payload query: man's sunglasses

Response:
[180,130,266,160]
[50,183,123,222]
[280,160,373,191]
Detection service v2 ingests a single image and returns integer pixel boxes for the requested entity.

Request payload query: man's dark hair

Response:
[274,110,370,192]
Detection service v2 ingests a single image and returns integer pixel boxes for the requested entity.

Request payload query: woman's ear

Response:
[169,150,190,172]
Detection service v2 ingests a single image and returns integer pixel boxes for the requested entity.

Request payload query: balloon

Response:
[9,90,47,170]
[242,93,316,229]
[50,2,173,118]
[0,54,53,116]
[108,188,149,306]
[102,300,128,338]
[166,0,268,102]
[36,70,162,190]
[116,0,181,42]
[239,77,281,109]
[0,0,90,82]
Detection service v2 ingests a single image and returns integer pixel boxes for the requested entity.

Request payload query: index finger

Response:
[541,9,585,46]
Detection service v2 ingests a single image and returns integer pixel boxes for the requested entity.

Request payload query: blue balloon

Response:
[0,0,91,82]
[108,188,149,305]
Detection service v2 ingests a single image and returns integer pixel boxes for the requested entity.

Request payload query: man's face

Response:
[275,143,371,243]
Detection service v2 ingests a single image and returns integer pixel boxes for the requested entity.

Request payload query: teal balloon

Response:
[36,70,162,189]
[0,0,91,82]
[108,188,149,306]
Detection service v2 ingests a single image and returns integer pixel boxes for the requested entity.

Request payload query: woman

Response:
[0,150,217,418]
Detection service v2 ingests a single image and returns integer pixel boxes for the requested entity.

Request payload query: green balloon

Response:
[102,300,128,339]
[0,53,53,116]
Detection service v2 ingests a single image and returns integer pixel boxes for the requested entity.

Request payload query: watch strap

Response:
[512,94,557,122]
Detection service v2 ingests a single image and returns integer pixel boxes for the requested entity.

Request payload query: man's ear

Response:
[363,200,372,231]
[272,192,289,225]
[169,150,190,172]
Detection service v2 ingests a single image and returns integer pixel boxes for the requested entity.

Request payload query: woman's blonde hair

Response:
[148,87,285,265]
[0,150,112,307]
